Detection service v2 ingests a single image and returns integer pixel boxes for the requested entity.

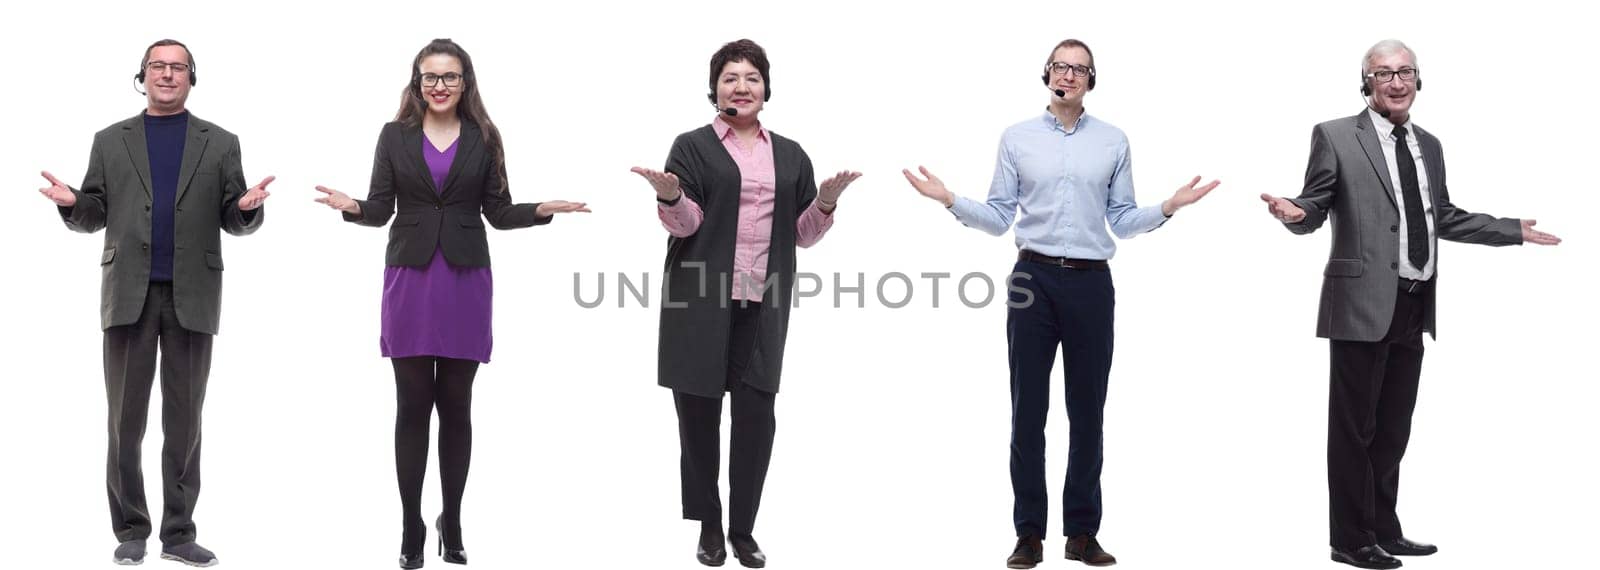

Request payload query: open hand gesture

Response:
[238,176,274,211]
[38,171,76,207]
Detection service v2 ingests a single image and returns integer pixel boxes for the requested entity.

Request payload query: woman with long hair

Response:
[313,38,589,569]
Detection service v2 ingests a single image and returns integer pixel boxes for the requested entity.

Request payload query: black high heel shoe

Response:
[399,553,425,569]
[400,522,426,569]
[435,515,468,565]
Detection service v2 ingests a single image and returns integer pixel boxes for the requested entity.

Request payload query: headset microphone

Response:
[720,107,737,117]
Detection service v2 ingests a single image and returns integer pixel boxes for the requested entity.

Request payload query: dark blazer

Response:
[657,125,819,398]
[1283,109,1522,342]
[59,113,263,335]
[344,120,549,265]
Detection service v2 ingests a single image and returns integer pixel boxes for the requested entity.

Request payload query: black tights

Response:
[393,356,479,553]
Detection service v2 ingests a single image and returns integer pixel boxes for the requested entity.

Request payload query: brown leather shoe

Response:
[1065,535,1117,566]
[1006,535,1044,569]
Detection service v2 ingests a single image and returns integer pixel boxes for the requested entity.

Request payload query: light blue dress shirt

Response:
[950,111,1169,260]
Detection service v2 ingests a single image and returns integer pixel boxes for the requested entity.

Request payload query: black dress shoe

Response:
[399,553,425,569]
[1331,545,1402,569]
[435,515,468,565]
[697,523,726,567]
[1007,535,1044,569]
[1064,535,1117,567]
[1378,537,1437,556]
[728,533,767,568]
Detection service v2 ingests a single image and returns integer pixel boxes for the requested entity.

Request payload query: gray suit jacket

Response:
[1282,110,1521,342]
[58,113,264,335]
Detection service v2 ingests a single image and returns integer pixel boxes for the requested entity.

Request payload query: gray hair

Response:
[1363,39,1417,74]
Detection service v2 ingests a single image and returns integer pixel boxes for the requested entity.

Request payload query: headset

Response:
[1042,66,1096,91]
[707,74,770,116]
[134,41,197,95]
[1360,69,1420,96]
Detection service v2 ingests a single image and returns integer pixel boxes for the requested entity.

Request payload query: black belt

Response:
[1398,277,1432,294]
[1019,250,1109,271]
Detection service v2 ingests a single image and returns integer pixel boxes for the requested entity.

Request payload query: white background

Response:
[3,1,1595,569]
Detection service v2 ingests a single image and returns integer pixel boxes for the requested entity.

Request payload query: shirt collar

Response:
[1041,108,1088,135]
[713,115,768,142]
[1367,107,1413,138]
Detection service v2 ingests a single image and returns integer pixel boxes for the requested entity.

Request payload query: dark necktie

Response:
[1391,125,1429,271]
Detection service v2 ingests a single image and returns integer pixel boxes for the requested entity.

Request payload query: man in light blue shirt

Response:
[904,39,1218,569]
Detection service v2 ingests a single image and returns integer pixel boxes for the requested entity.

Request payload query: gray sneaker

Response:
[159,542,218,567]
[114,540,146,565]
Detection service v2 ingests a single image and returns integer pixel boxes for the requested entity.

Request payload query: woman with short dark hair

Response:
[631,38,861,568]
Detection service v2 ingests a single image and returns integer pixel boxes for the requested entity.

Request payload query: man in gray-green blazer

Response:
[38,39,272,568]
[1260,39,1561,570]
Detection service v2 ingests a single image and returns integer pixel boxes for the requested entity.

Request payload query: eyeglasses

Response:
[420,72,463,88]
[145,61,191,74]
[1366,68,1419,84]
[1046,62,1094,78]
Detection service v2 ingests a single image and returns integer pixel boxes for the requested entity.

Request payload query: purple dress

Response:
[379,136,495,363]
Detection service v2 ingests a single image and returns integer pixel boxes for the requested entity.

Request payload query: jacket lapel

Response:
[401,125,438,195]
[1353,111,1399,212]
[119,115,153,199]
[1415,126,1445,207]
[439,121,478,199]
[174,116,211,205]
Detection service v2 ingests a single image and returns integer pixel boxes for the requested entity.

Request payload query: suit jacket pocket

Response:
[393,213,421,227]
[459,214,485,228]
[1324,258,1363,277]
[205,251,224,271]
[101,246,116,265]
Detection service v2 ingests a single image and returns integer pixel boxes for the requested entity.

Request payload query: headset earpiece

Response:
[1042,71,1096,90]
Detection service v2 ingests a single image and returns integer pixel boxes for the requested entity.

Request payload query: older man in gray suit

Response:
[1260,39,1561,570]
[37,39,272,568]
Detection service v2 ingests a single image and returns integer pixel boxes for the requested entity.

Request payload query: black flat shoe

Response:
[697,522,727,567]
[1377,537,1437,556]
[697,543,728,567]
[1331,545,1402,569]
[728,534,766,568]
[435,515,468,565]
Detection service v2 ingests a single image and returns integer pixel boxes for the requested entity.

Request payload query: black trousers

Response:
[1007,261,1115,539]
[1327,282,1428,550]
[674,304,776,536]
[392,356,479,551]
[104,282,213,546]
